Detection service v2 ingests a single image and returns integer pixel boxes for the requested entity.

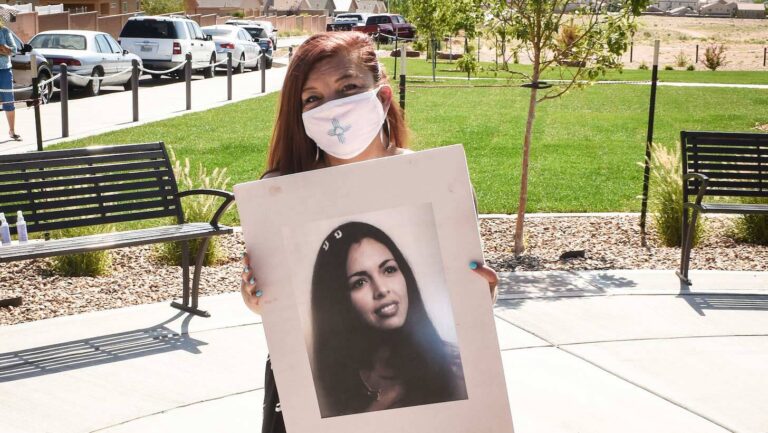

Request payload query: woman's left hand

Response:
[471,262,499,304]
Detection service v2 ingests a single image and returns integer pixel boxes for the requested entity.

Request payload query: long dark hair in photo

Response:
[310,222,466,417]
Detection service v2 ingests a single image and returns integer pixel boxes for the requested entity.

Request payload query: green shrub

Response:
[732,198,768,245]
[674,50,689,68]
[664,65,674,71]
[686,64,695,71]
[455,53,478,75]
[153,149,231,267]
[50,226,113,277]
[647,144,705,247]
[412,39,427,52]
[703,44,727,71]
[638,62,649,70]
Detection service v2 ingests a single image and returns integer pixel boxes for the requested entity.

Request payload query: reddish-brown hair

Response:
[265,32,409,175]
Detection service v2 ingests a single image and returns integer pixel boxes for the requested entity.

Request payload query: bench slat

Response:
[0,223,232,262]
[0,159,169,183]
[699,203,768,214]
[0,169,173,194]
[0,179,176,204]
[688,172,768,181]
[0,150,166,172]
[29,209,180,234]
[685,188,768,198]
[4,190,176,214]
[688,155,767,164]
[690,163,768,172]
[22,198,177,225]
[0,142,163,162]
[685,145,768,156]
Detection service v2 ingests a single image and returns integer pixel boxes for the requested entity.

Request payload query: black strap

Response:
[262,357,286,433]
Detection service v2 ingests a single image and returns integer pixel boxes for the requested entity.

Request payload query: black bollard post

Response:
[630,41,633,63]
[227,52,233,101]
[393,36,398,78]
[465,36,470,81]
[260,53,266,94]
[131,59,139,122]
[289,46,293,63]
[764,47,767,67]
[640,40,660,242]
[477,34,480,62]
[60,64,69,137]
[32,77,42,151]
[399,42,406,113]
[185,53,192,110]
[695,44,699,64]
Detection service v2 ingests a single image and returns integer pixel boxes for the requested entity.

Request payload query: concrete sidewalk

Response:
[0,58,289,155]
[1,269,766,433]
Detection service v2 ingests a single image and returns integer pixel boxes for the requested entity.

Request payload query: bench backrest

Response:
[0,142,183,235]
[681,131,768,202]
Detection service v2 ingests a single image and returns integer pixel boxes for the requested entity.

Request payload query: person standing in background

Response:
[0,22,20,141]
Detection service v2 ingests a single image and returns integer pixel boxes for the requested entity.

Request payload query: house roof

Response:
[334,0,357,11]
[272,0,307,10]
[195,0,262,9]
[735,2,765,10]
[356,0,385,13]
[304,0,333,10]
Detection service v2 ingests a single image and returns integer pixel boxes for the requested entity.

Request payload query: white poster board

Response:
[234,145,513,433]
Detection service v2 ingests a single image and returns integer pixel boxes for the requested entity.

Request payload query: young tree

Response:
[507,0,648,256]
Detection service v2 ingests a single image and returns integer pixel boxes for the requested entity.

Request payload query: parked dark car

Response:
[8,29,53,105]
[355,14,416,41]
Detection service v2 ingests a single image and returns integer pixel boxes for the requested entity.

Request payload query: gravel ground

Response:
[1,215,766,326]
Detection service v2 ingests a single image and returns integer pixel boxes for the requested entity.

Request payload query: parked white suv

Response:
[119,15,217,79]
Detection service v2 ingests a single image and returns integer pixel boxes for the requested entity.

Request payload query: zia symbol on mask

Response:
[327,118,352,144]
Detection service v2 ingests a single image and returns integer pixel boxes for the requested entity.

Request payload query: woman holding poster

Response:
[240,32,498,433]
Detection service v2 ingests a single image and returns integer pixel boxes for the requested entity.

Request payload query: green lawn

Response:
[380,58,768,85]
[52,73,767,223]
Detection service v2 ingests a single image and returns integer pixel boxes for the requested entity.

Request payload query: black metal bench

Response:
[0,142,234,317]
[678,131,768,284]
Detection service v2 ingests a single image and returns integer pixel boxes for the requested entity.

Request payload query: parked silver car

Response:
[7,28,53,105]
[29,30,142,96]
[201,25,261,73]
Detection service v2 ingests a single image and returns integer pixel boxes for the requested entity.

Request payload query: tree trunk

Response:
[513,61,540,256]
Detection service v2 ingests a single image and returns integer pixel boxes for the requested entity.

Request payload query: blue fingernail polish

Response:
[249,277,255,285]
[255,289,263,298]
[243,265,249,273]
[469,261,478,270]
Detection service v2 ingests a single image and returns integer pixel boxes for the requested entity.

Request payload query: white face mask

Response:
[302,86,389,160]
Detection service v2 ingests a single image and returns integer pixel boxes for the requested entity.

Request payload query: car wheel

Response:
[203,54,215,79]
[123,75,133,91]
[85,69,102,97]
[236,54,245,74]
[37,70,52,104]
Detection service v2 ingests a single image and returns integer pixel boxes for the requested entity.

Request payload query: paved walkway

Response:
[1,270,766,433]
[0,57,290,156]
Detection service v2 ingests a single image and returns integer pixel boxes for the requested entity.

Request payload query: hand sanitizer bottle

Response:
[0,213,10,246]
[16,211,28,244]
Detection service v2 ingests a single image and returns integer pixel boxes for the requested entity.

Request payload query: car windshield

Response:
[202,28,234,37]
[30,34,87,50]
[120,19,180,39]
[245,27,267,39]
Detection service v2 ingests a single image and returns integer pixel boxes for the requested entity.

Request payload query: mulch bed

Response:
[1,215,766,326]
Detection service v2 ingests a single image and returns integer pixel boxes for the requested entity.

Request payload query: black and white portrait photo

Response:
[289,205,468,418]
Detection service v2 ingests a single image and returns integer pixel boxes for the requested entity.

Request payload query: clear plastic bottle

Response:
[0,213,10,246]
[16,211,28,244]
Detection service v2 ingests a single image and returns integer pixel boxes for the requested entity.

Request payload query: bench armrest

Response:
[683,173,710,206]
[176,189,235,229]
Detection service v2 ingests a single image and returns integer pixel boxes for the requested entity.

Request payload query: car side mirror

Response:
[123,49,129,55]
[21,44,32,54]
[205,34,213,41]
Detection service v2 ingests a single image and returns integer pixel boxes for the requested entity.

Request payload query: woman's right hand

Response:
[241,252,263,315]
